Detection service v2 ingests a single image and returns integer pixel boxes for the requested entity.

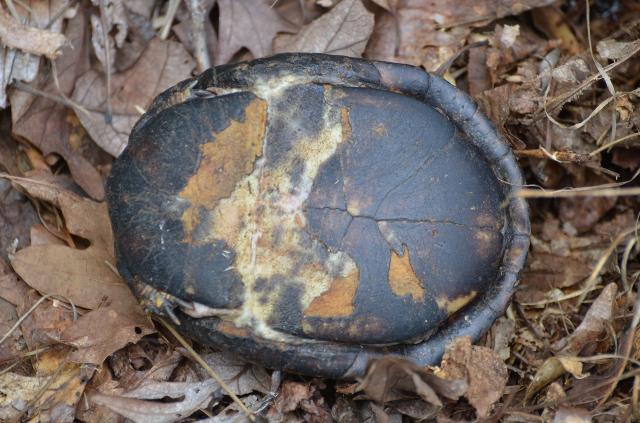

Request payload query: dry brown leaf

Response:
[1,362,93,423]
[172,0,217,69]
[16,289,75,350]
[0,179,39,261]
[0,295,23,364]
[71,37,195,157]
[0,5,67,59]
[364,11,399,62]
[78,347,182,422]
[61,305,153,365]
[597,39,640,60]
[439,337,508,418]
[358,356,466,405]
[89,0,128,68]
[267,380,332,422]
[10,9,105,200]
[0,372,44,421]
[552,283,617,355]
[274,0,374,57]
[89,379,219,423]
[215,0,295,65]
[490,316,516,361]
[365,0,554,69]
[9,175,154,363]
[9,176,130,309]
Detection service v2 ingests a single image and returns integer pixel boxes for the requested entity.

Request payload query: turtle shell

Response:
[106,53,530,379]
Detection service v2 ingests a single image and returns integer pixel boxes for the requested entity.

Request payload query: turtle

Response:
[106,53,530,379]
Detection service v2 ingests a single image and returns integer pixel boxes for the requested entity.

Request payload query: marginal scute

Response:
[178,98,268,241]
[304,268,360,318]
[388,246,425,302]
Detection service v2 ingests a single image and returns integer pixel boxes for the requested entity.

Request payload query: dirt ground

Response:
[0,0,639,421]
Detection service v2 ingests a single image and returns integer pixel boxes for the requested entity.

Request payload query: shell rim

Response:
[114,53,531,379]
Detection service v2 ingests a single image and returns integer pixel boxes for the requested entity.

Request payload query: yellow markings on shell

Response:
[304,267,359,318]
[178,98,268,241]
[436,290,478,314]
[205,84,358,341]
[388,246,425,302]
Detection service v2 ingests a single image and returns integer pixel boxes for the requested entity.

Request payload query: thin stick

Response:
[185,0,211,72]
[514,148,593,163]
[576,225,640,307]
[98,0,113,124]
[160,0,180,40]
[515,187,640,199]
[589,132,640,156]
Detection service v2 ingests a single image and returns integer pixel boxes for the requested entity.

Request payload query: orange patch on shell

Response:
[388,246,425,302]
[179,98,268,240]
[304,268,360,318]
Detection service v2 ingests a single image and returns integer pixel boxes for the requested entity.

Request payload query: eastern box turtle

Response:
[106,53,530,379]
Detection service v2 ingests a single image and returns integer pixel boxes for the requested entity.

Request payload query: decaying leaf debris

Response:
[0,0,639,422]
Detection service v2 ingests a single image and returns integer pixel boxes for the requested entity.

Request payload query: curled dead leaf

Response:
[274,0,374,57]
[358,356,466,405]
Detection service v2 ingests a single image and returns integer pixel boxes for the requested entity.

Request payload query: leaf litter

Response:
[0,0,639,421]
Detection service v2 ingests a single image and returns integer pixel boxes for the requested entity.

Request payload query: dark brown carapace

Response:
[106,53,530,379]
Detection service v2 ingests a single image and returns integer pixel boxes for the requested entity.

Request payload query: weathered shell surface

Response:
[107,53,530,378]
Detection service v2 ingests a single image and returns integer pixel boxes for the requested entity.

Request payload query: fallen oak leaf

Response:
[9,174,129,309]
[7,174,154,364]
[274,0,374,58]
[215,0,296,65]
[71,37,195,157]
[61,304,153,365]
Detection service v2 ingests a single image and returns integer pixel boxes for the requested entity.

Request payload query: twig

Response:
[514,148,593,163]
[516,187,640,198]
[185,0,211,72]
[160,0,180,40]
[585,0,617,144]
[0,293,77,346]
[589,132,640,156]
[11,79,92,117]
[98,0,113,124]
[514,166,640,198]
